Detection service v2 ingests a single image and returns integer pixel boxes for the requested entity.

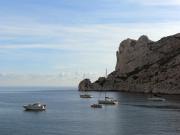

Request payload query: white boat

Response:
[148,94,166,101]
[80,93,93,98]
[91,103,103,108]
[98,69,118,105]
[23,103,46,111]
[98,97,118,105]
[148,97,166,101]
[105,96,114,100]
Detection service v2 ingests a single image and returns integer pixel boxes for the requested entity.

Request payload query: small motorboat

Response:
[148,94,166,101]
[98,97,118,105]
[80,94,93,98]
[91,103,103,108]
[105,96,113,99]
[23,103,46,111]
[148,97,166,101]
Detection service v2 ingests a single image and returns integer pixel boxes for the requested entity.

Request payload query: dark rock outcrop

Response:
[79,33,180,94]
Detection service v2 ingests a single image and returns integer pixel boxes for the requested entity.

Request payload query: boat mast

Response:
[105,68,107,99]
[105,68,107,78]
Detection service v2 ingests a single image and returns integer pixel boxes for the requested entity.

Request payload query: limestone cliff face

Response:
[79,33,180,94]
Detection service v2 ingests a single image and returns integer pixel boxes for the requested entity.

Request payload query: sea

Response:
[0,87,180,135]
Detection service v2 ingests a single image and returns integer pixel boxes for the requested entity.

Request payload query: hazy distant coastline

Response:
[0,86,77,91]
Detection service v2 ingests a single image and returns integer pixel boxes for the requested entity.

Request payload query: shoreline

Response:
[79,89,180,95]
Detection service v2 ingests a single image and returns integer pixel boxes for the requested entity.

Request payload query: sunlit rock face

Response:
[79,33,180,94]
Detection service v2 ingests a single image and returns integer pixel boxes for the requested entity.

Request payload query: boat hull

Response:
[98,100,118,105]
[23,105,46,111]
[80,95,93,98]
[148,97,166,101]
[91,104,103,108]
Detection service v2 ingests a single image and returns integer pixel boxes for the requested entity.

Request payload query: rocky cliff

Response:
[79,33,180,94]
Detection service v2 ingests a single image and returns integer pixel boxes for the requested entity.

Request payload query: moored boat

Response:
[148,97,166,101]
[91,103,103,108]
[97,69,118,105]
[80,94,93,98]
[148,94,166,101]
[98,97,118,105]
[23,103,46,111]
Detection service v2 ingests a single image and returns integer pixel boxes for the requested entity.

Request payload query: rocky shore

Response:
[79,33,180,94]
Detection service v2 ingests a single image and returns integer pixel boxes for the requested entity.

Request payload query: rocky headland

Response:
[79,33,180,94]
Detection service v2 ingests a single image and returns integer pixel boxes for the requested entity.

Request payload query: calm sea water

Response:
[0,87,180,135]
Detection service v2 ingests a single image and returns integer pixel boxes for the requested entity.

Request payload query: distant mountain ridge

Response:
[79,33,180,94]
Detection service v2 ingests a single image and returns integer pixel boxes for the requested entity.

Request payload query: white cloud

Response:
[1,22,180,51]
[0,18,180,86]
[0,0,180,87]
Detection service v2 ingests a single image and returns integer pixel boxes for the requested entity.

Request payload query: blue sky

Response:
[0,0,180,86]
